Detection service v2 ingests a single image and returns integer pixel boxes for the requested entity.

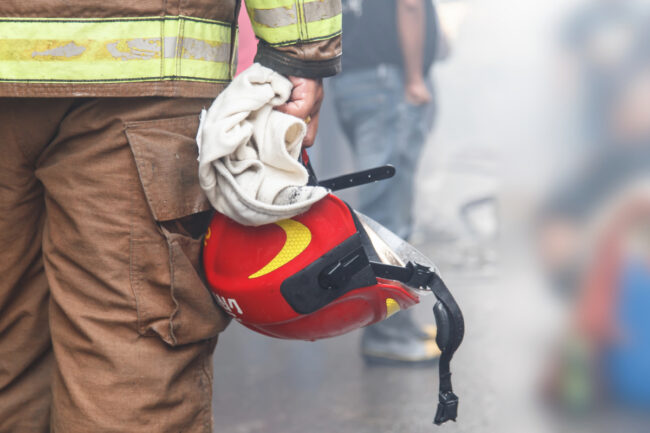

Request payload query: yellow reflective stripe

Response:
[0,16,232,83]
[0,16,229,41]
[247,0,341,46]
[180,59,230,81]
[248,219,312,279]
[246,0,297,10]
[304,14,341,42]
[0,59,230,82]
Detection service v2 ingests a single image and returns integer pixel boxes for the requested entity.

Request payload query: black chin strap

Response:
[301,150,464,425]
[372,262,465,425]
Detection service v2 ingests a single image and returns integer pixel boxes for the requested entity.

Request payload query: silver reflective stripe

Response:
[176,38,231,62]
[32,42,86,58]
[254,5,298,28]
[303,0,342,23]
[254,0,341,28]
[104,37,230,62]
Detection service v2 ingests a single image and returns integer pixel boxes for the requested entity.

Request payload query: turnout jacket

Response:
[0,0,342,97]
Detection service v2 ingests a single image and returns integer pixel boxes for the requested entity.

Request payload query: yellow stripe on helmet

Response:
[248,219,312,279]
[385,298,401,318]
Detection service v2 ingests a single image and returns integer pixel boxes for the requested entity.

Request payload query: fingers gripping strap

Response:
[299,149,319,187]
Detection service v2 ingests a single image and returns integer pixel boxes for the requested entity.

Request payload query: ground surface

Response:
[212,274,504,433]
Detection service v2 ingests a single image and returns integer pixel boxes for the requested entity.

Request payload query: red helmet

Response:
[203,162,464,425]
[203,193,422,341]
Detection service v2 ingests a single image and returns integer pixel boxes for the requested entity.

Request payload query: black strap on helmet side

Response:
[372,262,465,425]
[300,149,396,191]
[318,166,396,191]
[300,150,463,424]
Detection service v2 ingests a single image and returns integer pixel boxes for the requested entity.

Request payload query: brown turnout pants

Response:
[0,97,229,432]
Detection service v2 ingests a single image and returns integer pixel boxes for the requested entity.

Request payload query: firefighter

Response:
[0,1,341,432]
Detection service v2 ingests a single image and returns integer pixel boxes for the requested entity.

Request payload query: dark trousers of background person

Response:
[331,64,438,360]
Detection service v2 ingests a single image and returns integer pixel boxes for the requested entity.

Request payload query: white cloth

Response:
[197,63,328,226]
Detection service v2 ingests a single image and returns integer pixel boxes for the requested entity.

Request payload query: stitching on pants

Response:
[200,341,215,432]
[128,151,146,335]
[166,234,180,345]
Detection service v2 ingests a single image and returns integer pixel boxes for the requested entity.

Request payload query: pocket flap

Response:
[126,115,211,221]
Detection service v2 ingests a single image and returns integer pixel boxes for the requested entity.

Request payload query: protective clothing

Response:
[0,1,341,431]
[0,97,224,433]
[0,0,342,97]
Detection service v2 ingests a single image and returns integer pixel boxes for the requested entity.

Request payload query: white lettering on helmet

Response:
[216,295,243,317]
[228,298,243,315]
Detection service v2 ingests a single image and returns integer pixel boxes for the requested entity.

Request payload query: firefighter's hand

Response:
[405,78,432,106]
[276,76,324,147]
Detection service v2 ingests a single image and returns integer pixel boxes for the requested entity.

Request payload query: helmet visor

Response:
[354,211,439,294]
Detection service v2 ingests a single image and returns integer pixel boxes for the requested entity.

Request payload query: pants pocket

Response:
[125,114,229,346]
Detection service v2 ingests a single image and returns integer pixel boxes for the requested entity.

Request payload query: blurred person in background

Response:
[331,0,449,365]
[539,0,650,297]
[542,187,650,420]
[559,0,647,157]
[538,0,650,420]
[539,0,650,296]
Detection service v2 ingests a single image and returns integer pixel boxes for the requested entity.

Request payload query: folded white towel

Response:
[197,63,328,226]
